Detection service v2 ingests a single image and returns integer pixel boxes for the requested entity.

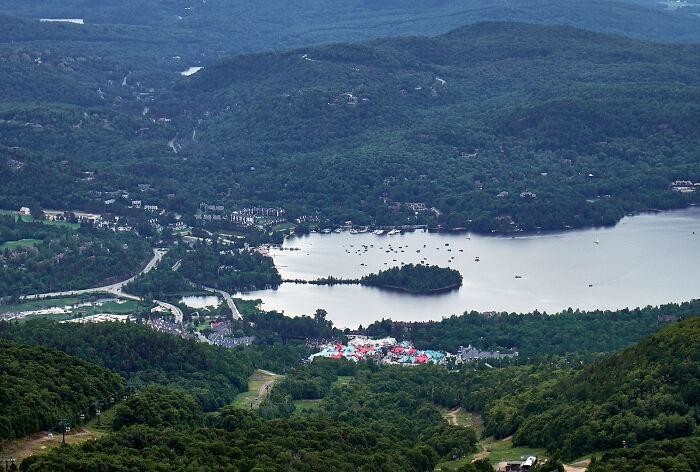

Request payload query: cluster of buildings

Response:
[308,336,446,366]
[147,318,193,339]
[206,320,254,348]
[195,205,287,227]
[671,180,699,194]
[499,456,539,472]
[455,345,518,364]
[308,336,518,366]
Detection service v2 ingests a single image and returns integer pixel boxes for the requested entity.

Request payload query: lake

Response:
[241,208,700,328]
[180,295,221,308]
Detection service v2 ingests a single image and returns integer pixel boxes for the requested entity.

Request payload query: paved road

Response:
[154,299,183,324]
[20,248,167,301]
[201,285,242,319]
[20,248,185,324]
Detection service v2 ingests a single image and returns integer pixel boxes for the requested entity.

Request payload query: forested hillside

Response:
[18,361,484,472]
[3,22,699,231]
[363,300,700,356]
[0,321,254,410]
[0,215,152,296]
[488,316,700,460]
[0,339,123,440]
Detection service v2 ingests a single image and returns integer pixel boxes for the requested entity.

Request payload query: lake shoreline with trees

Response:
[283,264,463,295]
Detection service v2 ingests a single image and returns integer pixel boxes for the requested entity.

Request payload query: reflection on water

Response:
[242,208,700,328]
[179,295,220,308]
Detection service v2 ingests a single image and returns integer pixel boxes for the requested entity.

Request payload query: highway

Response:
[201,285,242,320]
[19,248,183,323]
[20,248,167,301]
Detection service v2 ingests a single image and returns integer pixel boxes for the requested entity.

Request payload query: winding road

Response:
[20,248,166,301]
[19,248,183,323]
[200,285,242,320]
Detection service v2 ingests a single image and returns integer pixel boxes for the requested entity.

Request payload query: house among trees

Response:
[519,191,537,199]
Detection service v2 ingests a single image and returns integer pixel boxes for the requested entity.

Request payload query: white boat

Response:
[321,228,332,234]
[467,232,471,240]
[387,229,400,235]
[334,228,342,233]
[373,229,384,235]
[595,237,599,244]
[349,229,358,234]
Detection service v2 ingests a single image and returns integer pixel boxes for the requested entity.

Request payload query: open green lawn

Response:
[485,437,546,465]
[231,370,282,410]
[0,238,42,250]
[0,297,84,314]
[232,298,262,316]
[0,209,80,230]
[435,414,546,471]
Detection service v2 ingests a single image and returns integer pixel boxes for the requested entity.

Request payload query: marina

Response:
[243,208,700,328]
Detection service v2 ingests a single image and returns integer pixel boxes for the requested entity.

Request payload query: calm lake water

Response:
[180,295,221,308]
[241,208,700,328]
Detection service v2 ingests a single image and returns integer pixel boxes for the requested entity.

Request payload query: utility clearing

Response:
[232,369,282,409]
[2,428,102,465]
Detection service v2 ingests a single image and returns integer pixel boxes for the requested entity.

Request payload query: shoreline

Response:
[283,278,463,295]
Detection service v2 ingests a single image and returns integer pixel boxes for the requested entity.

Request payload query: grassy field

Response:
[0,297,84,314]
[485,437,546,465]
[232,298,262,316]
[0,209,80,230]
[231,370,282,410]
[435,409,546,471]
[0,238,42,251]
[291,376,353,415]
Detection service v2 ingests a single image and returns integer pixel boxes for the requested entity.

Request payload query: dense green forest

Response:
[361,264,462,293]
[0,338,123,440]
[2,21,699,230]
[179,244,282,291]
[587,436,700,472]
[363,300,700,356]
[19,361,483,472]
[0,321,254,411]
[123,247,192,298]
[3,313,699,469]
[0,215,152,296]
[487,317,700,460]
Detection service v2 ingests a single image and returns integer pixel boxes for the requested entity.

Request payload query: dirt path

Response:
[564,460,590,472]
[257,371,282,399]
[445,407,461,426]
[4,428,102,464]
[233,369,283,409]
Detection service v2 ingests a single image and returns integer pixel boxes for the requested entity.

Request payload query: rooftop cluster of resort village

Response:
[308,336,517,366]
[671,180,699,193]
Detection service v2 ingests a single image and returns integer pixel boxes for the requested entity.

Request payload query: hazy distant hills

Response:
[1,22,698,231]
[0,0,698,68]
